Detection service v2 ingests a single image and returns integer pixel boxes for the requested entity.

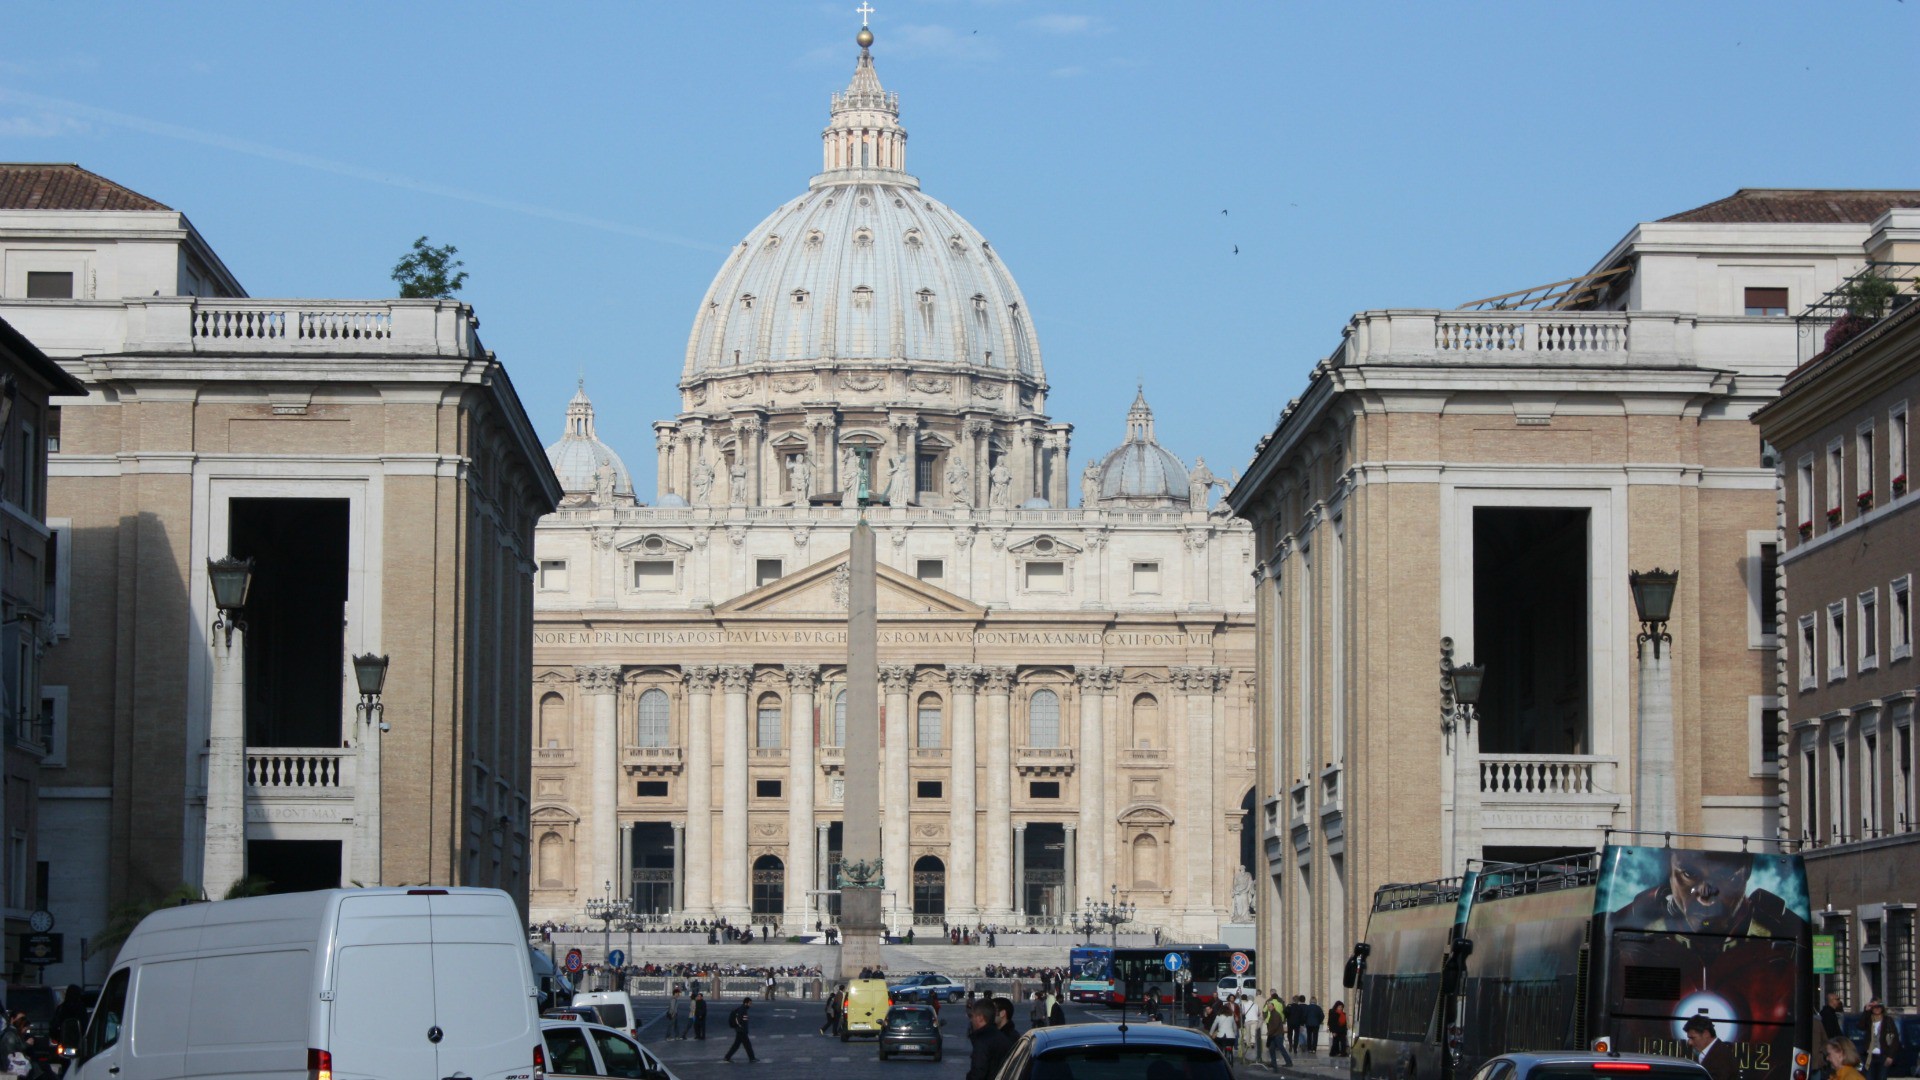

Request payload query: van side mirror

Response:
[1342,957,1361,989]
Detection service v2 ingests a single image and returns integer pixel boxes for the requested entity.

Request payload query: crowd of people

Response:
[1190,990,1349,1068]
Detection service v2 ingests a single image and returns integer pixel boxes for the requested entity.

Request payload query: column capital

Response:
[1013,821,1027,833]
[879,664,916,692]
[717,664,755,692]
[947,664,985,691]
[733,414,764,436]
[683,665,720,691]
[887,411,920,432]
[1063,822,1076,834]
[982,666,1017,694]
[805,411,838,430]
[965,418,995,438]
[1075,666,1124,692]
[783,663,820,689]
[577,664,622,695]
[1207,666,1235,692]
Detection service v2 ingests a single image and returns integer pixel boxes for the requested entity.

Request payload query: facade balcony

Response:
[1328,308,1793,381]
[1014,746,1075,776]
[1476,753,1621,845]
[0,296,484,365]
[621,745,684,775]
[750,747,789,766]
[819,747,845,774]
[243,748,357,829]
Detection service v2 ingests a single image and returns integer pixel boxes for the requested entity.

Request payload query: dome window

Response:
[948,235,967,253]
[852,285,874,308]
[904,229,923,249]
[971,293,988,314]
[854,227,873,247]
[792,289,809,306]
[740,294,756,310]
[805,230,824,249]
[763,234,782,250]
[917,288,935,308]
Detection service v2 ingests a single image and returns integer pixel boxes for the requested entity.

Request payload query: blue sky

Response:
[5,1,1917,494]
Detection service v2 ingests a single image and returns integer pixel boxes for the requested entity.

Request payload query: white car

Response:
[541,1019,679,1080]
[1211,975,1259,1001]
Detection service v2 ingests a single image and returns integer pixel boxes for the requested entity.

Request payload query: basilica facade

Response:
[527,30,1256,938]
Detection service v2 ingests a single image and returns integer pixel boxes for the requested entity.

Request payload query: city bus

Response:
[1345,842,1811,1080]
[1070,944,1254,1008]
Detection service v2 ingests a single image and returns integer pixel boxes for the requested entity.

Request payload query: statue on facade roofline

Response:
[787,451,814,501]
[945,457,972,508]
[1081,461,1100,508]
[691,455,716,505]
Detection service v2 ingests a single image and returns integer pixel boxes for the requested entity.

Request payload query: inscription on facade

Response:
[534,628,1215,647]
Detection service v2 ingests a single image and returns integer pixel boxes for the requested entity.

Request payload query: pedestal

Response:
[838,886,886,978]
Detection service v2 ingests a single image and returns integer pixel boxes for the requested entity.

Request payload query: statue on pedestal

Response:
[690,456,715,505]
[945,458,972,508]
[988,462,1012,508]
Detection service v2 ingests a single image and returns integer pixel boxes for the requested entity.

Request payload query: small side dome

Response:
[1093,386,1191,508]
[544,382,635,506]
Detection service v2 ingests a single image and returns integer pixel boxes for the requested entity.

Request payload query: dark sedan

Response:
[991,1022,1231,1080]
[879,1004,944,1061]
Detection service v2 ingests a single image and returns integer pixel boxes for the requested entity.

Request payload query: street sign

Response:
[608,948,626,968]
[1172,969,1193,985]
[1230,952,1251,976]
[565,948,583,974]
[1163,952,1184,972]
[1812,935,1836,974]
[22,932,62,966]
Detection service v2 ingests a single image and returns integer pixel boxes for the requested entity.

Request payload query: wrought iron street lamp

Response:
[586,880,633,988]
[207,556,254,645]
[353,653,390,728]
[1439,637,1483,734]
[1629,568,1679,659]
[1083,883,1136,949]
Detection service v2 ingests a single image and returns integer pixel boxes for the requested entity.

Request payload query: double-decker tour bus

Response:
[1344,840,1811,1080]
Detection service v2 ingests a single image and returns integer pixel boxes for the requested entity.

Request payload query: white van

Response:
[568,990,642,1039]
[70,887,543,1080]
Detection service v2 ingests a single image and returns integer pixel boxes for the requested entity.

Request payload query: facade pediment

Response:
[1006,534,1082,557]
[616,532,692,554]
[713,550,985,618]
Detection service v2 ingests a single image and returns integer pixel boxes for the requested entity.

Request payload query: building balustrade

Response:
[50,296,490,358]
[1329,309,1778,372]
[751,747,789,764]
[819,747,845,774]
[1013,746,1076,776]
[1478,754,1617,797]
[911,747,949,761]
[621,745,685,775]
[244,748,355,791]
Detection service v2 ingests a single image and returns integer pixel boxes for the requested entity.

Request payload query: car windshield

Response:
[595,1003,630,1028]
[1033,1046,1232,1080]
[888,1010,935,1030]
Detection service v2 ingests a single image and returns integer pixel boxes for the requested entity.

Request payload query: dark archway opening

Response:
[230,498,350,748]
[752,854,784,925]
[630,822,675,914]
[1472,507,1591,756]
[1021,823,1066,923]
[913,855,946,924]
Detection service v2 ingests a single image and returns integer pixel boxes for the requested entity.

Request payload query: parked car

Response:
[888,973,967,1003]
[1211,975,1259,1002]
[879,1004,943,1061]
[1466,1052,1714,1080]
[541,1019,678,1080]
[545,1005,606,1025]
[991,1022,1231,1080]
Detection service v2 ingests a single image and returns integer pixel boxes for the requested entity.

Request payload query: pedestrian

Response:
[693,991,709,1040]
[1816,993,1844,1080]
[1208,997,1238,1056]
[1286,995,1305,1053]
[669,986,688,1040]
[1684,1014,1736,1080]
[1264,991,1292,1069]
[1143,986,1162,1023]
[1826,1038,1866,1080]
[994,996,1019,1037]
[764,972,776,1001]
[3,1012,36,1080]
[1329,1000,1349,1057]
[724,997,758,1063]
[1030,991,1048,1029]
[821,986,843,1036]
[1863,1001,1902,1080]
[1049,992,1066,1028]
[1305,995,1324,1056]
[968,1000,1016,1080]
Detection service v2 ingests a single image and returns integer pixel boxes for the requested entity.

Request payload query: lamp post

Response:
[1630,569,1679,835]
[586,880,633,991]
[1083,883,1136,949]
[1441,638,1485,875]
[203,555,256,900]
[353,653,390,729]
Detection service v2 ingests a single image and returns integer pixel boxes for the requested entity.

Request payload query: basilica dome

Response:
[682,34,1042,381]
[1096,388,1191,508]
[544,383,633,502]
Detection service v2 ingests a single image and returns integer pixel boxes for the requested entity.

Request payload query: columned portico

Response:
[947,665,982,920]
[983,666,1016,918]
[718,663,754,919]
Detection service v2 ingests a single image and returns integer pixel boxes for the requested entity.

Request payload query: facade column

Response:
[617,821,634,906]
[682,667,718,917]
[1075,667,1116,904]
[784,664,820,930]
[1013,822,1027,917]
[1171,668,1214,923]
[1063,823,1078,916]
[880,664,915,921]
[202,623,248,899]
[671,822,686,914]
[808,412,837,498]
[719,664,755,920]
[817,823,831,900]
[653,421,677,500]
[579,664,622,904]
[983,667,1016,918]
[733,415,764,506]
[947,666,983,921]
[889,413,918,507]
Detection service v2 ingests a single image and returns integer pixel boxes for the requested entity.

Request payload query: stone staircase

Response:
[880,942,1069,974]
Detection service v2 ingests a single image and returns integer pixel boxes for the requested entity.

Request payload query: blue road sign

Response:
[565,948,583,974]
[608,948,626,968]
[1164,952,1184,972]
[1230,952,1250,975]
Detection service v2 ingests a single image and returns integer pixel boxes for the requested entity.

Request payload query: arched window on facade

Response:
[539,692,567,749]
[636,688,670,747]
[913,855,946,921]
[752,854,784,923]
[916,692,943,749]
[1131,693,1161,750]
[1029,688,1060,748]
[833,690,847,747]
[538,832,565,889]
[1131,834,1161,890]
[756,692,783,749]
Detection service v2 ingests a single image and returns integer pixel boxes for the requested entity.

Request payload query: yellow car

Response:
[840,978,893,1041]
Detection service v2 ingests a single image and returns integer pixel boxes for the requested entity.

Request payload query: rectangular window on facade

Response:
[1829,602,1848,682]
[1025,561,1065,591]
[538,560,568,591]
[755,779,782,799]
[1831,738,1850,844]
[633,559,675,590]
[1800,614,1819,690]
[25,271,73,299]
[1798,458,1816,536]
[45,407,59,455]
[1029,781,1061,799]
[916,780,943,799]
[755,701,782,749]
[1132,561,1161,593]
[1803,746,1821,843]
[1859,423,1876,507]
[916,453,937,494]
[636,780,669,798]
[1861,589,1880,670]
[1898,716,1915,841]
[916,559,944,585]
[1749,534,1780,645]
[755,558,783,588]
[1763,707,1782,769]
[40,687,66,769]
[1864,730,1883,837]
[1828,441,1845,523]
[1894,576,1914,660]
[1892,405,1910,495]
[1744,287,1789,316]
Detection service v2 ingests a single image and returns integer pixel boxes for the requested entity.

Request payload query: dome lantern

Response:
[822,17,907,179]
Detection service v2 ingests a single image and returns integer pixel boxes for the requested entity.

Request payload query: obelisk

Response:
[838,518,885,975]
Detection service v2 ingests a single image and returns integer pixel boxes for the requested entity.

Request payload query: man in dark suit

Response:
[724,997,758,1063]
[1684,1015,1738,1080]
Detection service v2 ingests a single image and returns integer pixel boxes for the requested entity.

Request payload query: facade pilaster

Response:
[889,412,918,507]
[653,421,678,500]
[1172,666,1221,922]
[1013,821,1027,916]
[816,823,831,899]
[784,663,820,929]
[1075,666,1119,903]
[807,412,837,497]
[683,666,719,916]
[880,664,915,919]
[671,822,687,912]
[718,663,754,919]
[982,666,1016,918]
[617,821,634,903]
[733,414,764,506]
[1063,823,1077,914]
[946,665,983,920]
[578,664,622,903]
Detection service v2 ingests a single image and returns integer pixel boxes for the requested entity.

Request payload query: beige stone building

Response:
[1226,190,1920,1002]
[0,164,561,986]
[527,32,1257,938]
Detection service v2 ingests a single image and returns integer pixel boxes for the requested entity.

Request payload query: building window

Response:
[1025,561,1065,592]
[1132,561,1161,593]
[636,688,670,747]
[916,780,943,799]
[1896,713,1914,837]
[1829,602,1848,682]
[6,833,25,908]
[1800,615,1819,691]
[1802,745,1821,844]
[1889,907,1916,1010]
[633,560,675,590]
[832,689,847,747]
[1828,440,1845,525]
[1029,689,1060,748]
[1030,781,1061,799]
[39,686,66,769]
[636,780,669,798]
[1831,738,1850,844]
[755,558,783,588]
[917,453,938,495]
[1864,729,1882,837]
[25,271,73,299]
[538,560,568,591]
[1894,576,1914,661]
[45,406,59,455]
[756,692,782,749]
[1751,695,1782,778]
[1744,287,1788,316]
[1860,590,1880,671]
[755,779,782,798]
[1748,533,1780,645]
[915,692,942,748]
[1858,422,1876,508]
[916,559,944,585]
[1892,404,1910,496]
[1798,457,1816,538]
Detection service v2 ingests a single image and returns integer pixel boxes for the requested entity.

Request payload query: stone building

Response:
[528,30,1257,938]
[0,164,561,987]
[1753,212,1920,1010]
[1225,189,1920,1003]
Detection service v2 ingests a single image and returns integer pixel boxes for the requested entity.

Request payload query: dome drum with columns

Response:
[529,24,1256,942]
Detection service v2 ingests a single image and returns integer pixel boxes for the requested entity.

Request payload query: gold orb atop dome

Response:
[856,26,874,48]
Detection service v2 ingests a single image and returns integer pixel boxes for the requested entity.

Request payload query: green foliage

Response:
[391,236,469,299]
[1840,269,1898,318]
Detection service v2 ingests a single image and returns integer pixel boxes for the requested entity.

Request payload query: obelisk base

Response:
[837,887,885,978]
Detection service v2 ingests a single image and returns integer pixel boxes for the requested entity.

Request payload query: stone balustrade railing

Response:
[622,746,685,775]
[116,297,483,357]
[1014,746,1076,775]
[245,748,355,791]
[1479,754,1617,797]
[911,747,949,760]
[1332,310,1771,370]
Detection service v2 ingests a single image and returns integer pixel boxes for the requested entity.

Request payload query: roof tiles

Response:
[0,163,172,212]
[1659,188,1920,225]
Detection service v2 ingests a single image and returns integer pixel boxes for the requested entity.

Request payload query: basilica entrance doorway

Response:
[629,822,675,915]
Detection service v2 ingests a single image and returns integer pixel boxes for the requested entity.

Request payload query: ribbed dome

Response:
[681,36,1042,380]
[1095,387,1190,507]
[545,383,633,498]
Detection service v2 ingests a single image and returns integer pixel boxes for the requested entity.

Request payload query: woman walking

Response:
[1329,1000,1350,1058]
